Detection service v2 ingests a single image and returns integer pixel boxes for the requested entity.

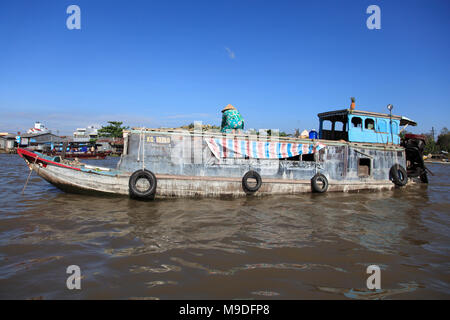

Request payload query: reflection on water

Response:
[0,154,449,299]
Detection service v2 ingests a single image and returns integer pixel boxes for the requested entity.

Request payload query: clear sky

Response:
[0,0,449,136]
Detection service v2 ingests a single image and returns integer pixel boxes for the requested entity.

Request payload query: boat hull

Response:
[19,148,397,198]
[30,162,397,198]
[18,124,407,200]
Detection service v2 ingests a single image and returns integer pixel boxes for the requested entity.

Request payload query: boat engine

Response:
[401,134,429,183]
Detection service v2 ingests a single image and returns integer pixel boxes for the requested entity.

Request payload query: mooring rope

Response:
[137,131,142,162]
[142,130,145,171]
[22,156,38,195]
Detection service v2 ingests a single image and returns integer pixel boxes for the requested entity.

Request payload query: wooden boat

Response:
[44,141,111,159]
[45,150,111,160]
[17,108,425,199]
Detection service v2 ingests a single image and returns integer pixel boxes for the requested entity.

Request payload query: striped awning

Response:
[206,137,326,160]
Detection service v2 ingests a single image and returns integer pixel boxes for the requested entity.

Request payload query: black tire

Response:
[129,169,157,199]
[311,173,329,193]
[242,170,262,194]
[389,164,408,187]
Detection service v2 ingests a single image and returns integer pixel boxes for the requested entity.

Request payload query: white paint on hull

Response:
[30,162,398,199]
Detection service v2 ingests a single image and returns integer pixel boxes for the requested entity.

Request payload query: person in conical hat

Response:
[222,104,235,112]
[220,104,244,133]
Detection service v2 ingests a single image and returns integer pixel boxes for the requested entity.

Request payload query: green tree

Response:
[437,127,450,152]
[423,133,439,155]
[97,121,129,138]
[178,123,220,131]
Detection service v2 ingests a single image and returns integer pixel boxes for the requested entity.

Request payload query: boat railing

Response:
[124,127,404,150]
[127,127,321,143]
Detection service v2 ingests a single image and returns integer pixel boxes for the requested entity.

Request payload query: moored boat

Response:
[46,150,111,160]
[44,141,111,160]
[17,106,426,199]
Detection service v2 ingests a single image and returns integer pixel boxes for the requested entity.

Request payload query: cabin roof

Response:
[317,109,403,120]
[399,116,417,126]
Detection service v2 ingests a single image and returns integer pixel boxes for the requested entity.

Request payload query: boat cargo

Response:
[17,107,429,199]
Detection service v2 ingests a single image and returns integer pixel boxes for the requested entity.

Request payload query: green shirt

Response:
[221,110,244,133]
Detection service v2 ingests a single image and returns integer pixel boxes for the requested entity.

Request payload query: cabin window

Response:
[377,119,387,132]
[358,158,371,177]
[365,118,375,130]
[335,121,345,131]
[283,153,315,162]
[301,153,315,161]
[351,117,362,128]
[322,120,332,130]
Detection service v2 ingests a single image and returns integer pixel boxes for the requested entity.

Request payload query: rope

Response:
[137,131,142,162]
[142,130,145,171]
[22,156,38,195]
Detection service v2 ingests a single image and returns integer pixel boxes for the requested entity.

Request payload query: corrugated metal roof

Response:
[20,132,59,138]
[400,116,417,126]
[0,134,16,139]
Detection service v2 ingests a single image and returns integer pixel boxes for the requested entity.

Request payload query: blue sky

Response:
[0,0,449,136]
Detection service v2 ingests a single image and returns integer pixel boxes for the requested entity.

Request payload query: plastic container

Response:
[309,129,318,139]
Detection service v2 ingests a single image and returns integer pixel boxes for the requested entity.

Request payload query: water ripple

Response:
[0,155,448,299]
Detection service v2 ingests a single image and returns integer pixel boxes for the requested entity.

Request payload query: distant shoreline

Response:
[425,160,450,165]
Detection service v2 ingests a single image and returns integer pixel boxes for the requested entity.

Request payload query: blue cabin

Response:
[318,109,416,144]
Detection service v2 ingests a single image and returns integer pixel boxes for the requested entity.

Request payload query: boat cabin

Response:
[318,109,417,144]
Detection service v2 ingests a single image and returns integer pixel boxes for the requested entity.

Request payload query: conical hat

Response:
[222,104,236,112]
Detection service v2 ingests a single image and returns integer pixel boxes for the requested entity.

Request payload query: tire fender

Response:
[242,170,262,194]
[129,169,157,199]
[389,164,408,187]
[311,173,329,193]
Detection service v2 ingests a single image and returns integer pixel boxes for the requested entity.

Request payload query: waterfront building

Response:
[73,126,98,142]
[18,132,66,151]
[0,133,16,152]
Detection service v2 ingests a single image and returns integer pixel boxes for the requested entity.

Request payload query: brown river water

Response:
[0,154,449,299]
